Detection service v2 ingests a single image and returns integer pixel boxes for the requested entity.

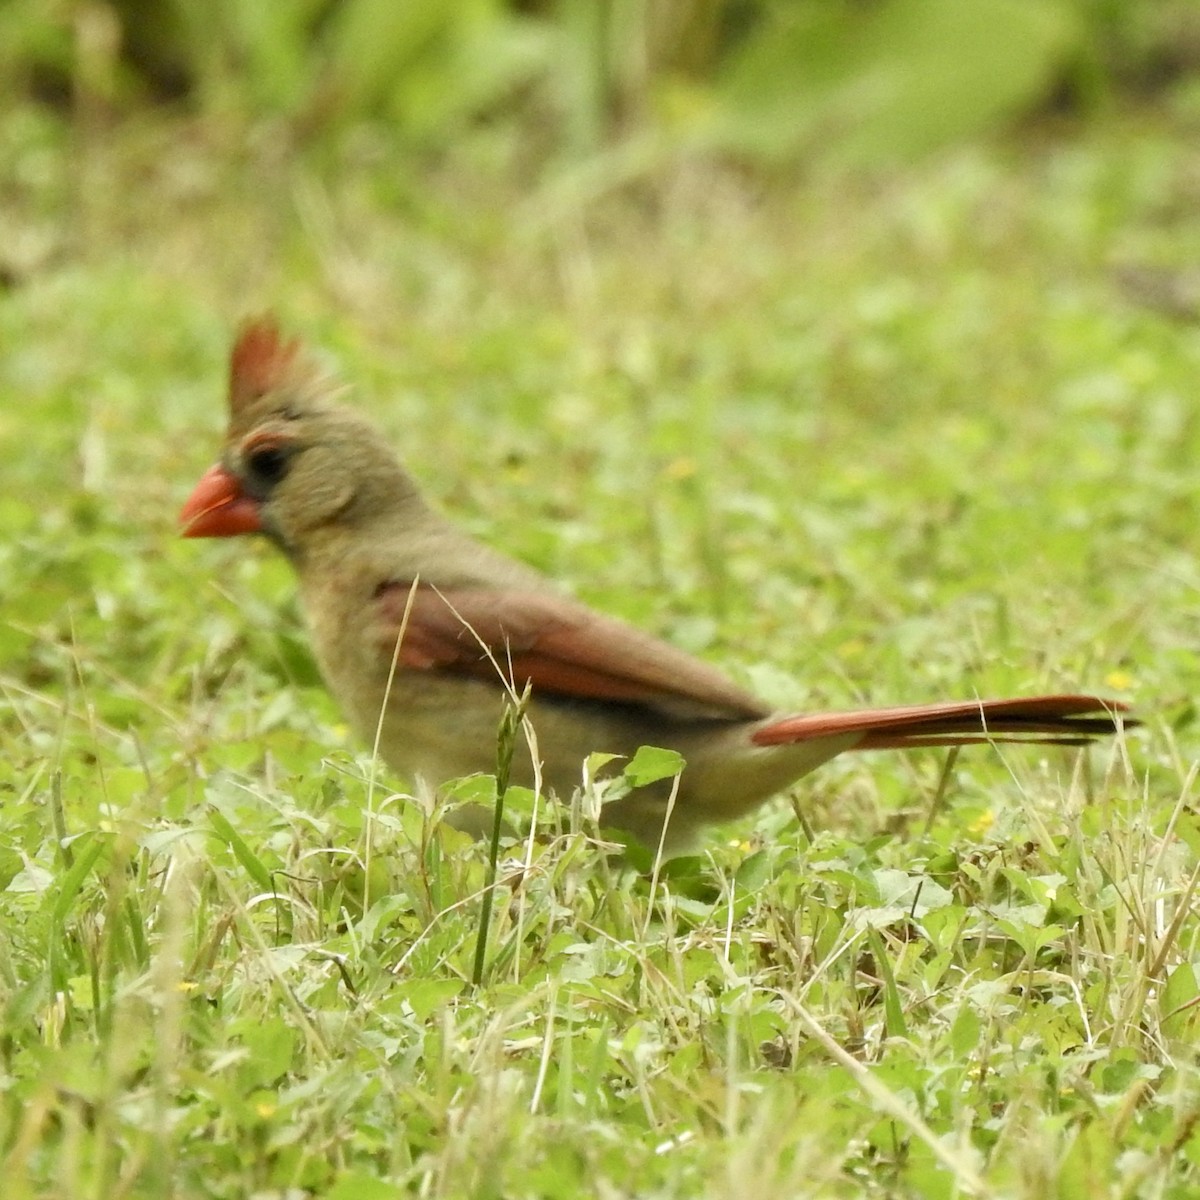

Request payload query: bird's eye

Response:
[245,443,291,489]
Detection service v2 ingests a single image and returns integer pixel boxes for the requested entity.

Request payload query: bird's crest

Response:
[229,317,303,415]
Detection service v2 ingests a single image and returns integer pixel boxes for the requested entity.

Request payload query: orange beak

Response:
[179,465,263,537]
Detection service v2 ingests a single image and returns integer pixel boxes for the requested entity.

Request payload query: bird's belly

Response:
[326,667,640,796]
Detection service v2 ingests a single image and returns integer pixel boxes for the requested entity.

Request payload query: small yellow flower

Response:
[1104,670,1135,691]
[968,809,995,836]
[663,457,698,481]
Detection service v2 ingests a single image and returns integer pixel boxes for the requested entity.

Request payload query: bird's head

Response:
[179,318,425,557]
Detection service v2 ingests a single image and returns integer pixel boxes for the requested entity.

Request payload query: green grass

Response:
[3,107,1200,1197]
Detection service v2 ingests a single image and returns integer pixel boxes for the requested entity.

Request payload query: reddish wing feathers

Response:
[752,695,1131,748]
[375,582,770,721]
[229,318,302,414]
[372,584,1130,746]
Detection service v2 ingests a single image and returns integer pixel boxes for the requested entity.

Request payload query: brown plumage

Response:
[179,319,1134,853]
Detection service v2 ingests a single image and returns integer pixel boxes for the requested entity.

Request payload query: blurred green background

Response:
[4,0,1199,172]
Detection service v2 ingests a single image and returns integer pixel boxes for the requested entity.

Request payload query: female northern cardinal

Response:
[179,320,1132,852]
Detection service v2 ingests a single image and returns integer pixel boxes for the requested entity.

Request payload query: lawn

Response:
[3,106,1200,1197]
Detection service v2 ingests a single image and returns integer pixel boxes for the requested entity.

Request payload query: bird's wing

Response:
[374,581,769,722]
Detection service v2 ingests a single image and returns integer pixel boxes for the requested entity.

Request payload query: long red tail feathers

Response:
[750,694,1134,750]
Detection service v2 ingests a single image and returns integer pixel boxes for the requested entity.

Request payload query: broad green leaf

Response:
[715,0,1082,163]
[623,746,685,788]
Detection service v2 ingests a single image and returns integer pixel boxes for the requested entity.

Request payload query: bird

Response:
[178,319,1133,854]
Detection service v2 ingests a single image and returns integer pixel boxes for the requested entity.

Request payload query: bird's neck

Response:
[288,502,464,586]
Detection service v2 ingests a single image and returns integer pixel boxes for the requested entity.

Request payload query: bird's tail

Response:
[751,694,1133,750]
